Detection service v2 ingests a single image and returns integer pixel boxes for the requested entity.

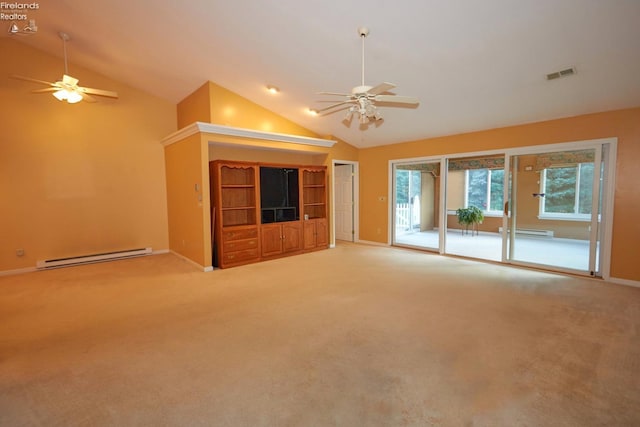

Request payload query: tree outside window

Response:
[541,163,594,217]
[466,168,504,213]
[396,170,421,204]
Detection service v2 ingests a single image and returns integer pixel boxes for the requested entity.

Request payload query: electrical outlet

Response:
[16,249,25,257]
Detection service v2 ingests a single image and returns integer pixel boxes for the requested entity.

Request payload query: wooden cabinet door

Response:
[282,222,302,253]
[303,221,316,249]
[315,218,328,247]
[260,224,282,257]
[303,219,328,249]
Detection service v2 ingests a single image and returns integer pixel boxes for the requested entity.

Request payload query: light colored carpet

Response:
[1,243,639,426]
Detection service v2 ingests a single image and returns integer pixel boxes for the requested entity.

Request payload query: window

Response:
[466,168,504,214]
[540,163,594,219]
[395,170,421,204]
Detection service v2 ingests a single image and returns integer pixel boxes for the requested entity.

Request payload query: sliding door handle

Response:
[503,201,509,216]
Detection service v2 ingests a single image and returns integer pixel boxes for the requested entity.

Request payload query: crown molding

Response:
[161,122,335,148]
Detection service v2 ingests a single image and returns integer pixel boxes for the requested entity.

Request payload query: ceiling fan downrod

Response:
[59,32,70,75]
[359,27,369,88]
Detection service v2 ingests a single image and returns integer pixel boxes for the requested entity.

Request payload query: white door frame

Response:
[331,160,360,246]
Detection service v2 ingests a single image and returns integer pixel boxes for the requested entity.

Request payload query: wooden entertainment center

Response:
[210,160,328,268]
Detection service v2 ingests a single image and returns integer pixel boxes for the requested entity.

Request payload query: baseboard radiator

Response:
[36,247,152,270]
[498,227,554,238]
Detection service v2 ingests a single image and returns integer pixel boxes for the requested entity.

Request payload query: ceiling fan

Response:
[11,32,118,104]
[317,27,419,124]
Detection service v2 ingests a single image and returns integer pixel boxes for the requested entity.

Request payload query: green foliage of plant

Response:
[456,205,484,236]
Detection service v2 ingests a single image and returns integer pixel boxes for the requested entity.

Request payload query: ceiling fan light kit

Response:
[53,88,83,104]
[317,27,419,126]
[10,31,119,104]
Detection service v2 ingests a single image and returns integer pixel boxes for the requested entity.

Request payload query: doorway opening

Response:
[332,160,359,245]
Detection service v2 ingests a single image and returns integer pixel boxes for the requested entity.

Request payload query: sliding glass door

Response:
[444,155,506,262]
[504,144,611,276]
[392,161,441,251]
[390,140,614,277]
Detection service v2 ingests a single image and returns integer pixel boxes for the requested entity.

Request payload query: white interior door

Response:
[335,164,354,241]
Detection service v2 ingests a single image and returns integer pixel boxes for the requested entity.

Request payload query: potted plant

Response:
[456,206,484,236]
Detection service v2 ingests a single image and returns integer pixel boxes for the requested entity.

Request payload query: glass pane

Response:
[467,169,488,210]
[446,158,503,262]
[489,169,504,211]
[578,163,594,214]
[396,170,410,203]
[393,162,440,251]
[508,148,598,273]
[545,167,577,213]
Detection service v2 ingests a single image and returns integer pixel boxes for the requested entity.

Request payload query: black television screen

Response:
[259,167,299,222]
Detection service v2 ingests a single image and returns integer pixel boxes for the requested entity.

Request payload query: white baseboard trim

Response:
[0,266,37,277]
[169,250,213,272]
[356,239,390,247]
[152,249,170,255]
[607,276,640,288]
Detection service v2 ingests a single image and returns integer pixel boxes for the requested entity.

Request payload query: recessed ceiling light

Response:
[266,85,280,94]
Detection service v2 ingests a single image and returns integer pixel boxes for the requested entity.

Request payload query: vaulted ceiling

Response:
[9,0,640,147]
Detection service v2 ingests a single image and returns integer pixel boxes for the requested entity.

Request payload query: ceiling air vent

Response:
[546,67,576,81]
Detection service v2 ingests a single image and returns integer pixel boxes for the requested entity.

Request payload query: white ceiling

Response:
[9,0,640,148]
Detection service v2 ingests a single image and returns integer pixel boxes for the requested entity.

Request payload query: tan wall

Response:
[164,134,210,267]
[447,171,466,210]
[177,82,211,128]
[0,39,176,272]
[359,107,640,281]
[177,81,322,139]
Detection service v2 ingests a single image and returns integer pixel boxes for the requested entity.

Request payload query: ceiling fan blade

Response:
[317,100,356,113]
[80,92,97,103]
[78,87,119,99]
[317,91,352,97]
[367,82,396,95]
[31,88,60,93]
[62,74,79,87]
[374,94,419,105]
[11,74,56,87]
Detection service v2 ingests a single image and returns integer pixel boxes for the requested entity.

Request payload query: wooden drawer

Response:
[222,227,258,241]
[223,238,258,252]
[222,248,259,264]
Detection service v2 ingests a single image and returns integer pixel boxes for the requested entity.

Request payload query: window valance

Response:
[535,149,595,170]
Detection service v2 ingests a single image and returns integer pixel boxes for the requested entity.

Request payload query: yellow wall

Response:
[359,107,640,281]
[0,39,176,272]
[177,81,322,139]
[177,82,211,129]
[164,134,210,267]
